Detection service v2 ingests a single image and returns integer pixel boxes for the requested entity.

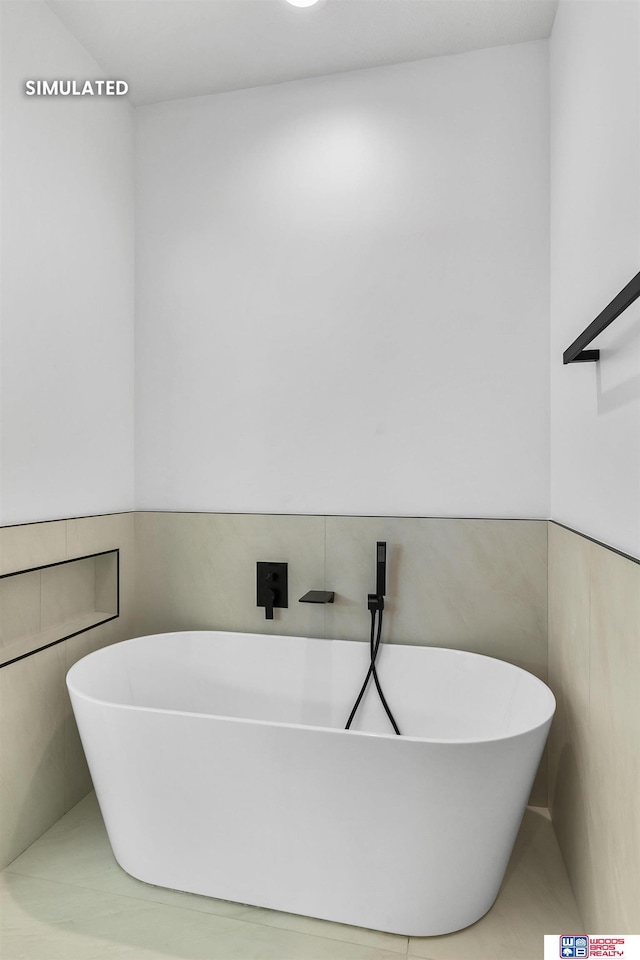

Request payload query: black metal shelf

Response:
[563,270,640,364]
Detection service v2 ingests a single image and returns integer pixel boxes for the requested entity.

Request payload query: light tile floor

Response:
[1,795,582,960]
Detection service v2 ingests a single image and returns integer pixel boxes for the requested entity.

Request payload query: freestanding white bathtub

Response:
[67,630,555,936]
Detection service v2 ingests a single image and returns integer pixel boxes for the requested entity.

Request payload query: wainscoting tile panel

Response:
[324,517,548,675]
[0,644,66,868]
[134,512,326,640]
[40,559,96,632]
[66,513,133,559]
[547,523,592,920]
[548,524,640,933]
[95,553,118,616]
[0,521,67,576]
[1,513,137,867]
[587,545,640,933]
[0,571,41,656]
[67,513,135,638]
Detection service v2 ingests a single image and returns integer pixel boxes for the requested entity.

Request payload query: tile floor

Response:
[1,794,582,960]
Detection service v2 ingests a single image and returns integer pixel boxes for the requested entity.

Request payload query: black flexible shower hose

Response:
[345,607,401,735]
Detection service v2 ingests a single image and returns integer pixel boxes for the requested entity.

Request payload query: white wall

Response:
[136,42,550,518]
[550,1,640,558]
[0,2,135,525]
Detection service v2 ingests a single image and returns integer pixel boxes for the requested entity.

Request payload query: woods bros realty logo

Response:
[543,936,640,959]
[25,79,128,96]
[561,937,624,957]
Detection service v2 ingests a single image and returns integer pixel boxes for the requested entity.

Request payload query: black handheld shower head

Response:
[376,541,386,598]
[368,541,387,612]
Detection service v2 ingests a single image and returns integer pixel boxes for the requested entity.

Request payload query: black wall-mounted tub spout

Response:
[299,591,335,604]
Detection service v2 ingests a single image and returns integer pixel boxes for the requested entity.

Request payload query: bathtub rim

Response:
[66,629,556,746]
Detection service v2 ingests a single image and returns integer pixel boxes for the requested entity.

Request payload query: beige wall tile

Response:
[61,516,136,814]
[40,558,96,632]
[587,545,640,932]
[0,521,66,576]
[324,517,547,673]
[0,644,66,868]
[548,524,640,933]
[547,523,593,916]
[0,571,41,663]
[94,553,118,616]
[0,513,137,864]
[134,512,326,639]
[135,513,547,672]
[67,513,135,639]
[66,513,134,558]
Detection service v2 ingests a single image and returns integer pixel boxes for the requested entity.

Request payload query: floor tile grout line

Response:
[1,867,409,956]
[405,943,438,960]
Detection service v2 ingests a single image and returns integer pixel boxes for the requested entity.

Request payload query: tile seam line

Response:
[323,514,327,641]
[0,867,409,954]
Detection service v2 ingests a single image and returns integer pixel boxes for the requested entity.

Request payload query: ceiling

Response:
[48,0,558,107]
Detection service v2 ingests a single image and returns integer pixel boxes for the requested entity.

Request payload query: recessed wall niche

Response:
[0,550,119,667]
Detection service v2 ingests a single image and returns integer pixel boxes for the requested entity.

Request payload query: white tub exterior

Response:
[66,631,555,936]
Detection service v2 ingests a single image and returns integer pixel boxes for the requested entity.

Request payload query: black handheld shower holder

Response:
[368,593,384,612]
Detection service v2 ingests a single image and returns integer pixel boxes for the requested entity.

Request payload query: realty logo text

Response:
[25,80,128,96]
[561,937,627,958]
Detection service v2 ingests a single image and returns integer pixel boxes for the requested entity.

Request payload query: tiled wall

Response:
[134,512,549,805]
[134,513,548,667]
[548,523,640,932]
[0,514,135,869]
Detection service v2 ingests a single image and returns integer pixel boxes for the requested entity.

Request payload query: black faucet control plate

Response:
[256,562,288,620]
